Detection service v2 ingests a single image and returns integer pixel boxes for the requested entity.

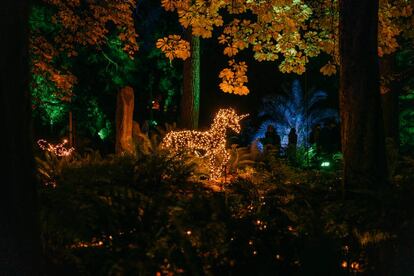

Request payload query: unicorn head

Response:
[213,108,249,134]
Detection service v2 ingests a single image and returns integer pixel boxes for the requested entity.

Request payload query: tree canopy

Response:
[157,0,412,95]
[30,0,138,125]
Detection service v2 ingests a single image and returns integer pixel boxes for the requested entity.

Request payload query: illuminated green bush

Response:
[400,89,414,148]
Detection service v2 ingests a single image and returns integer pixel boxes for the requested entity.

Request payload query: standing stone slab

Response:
[115,86,135,154]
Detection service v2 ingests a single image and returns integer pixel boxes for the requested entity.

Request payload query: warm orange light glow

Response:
[37,138,74,157]
[341,260,362,271]
[70,239,104,249]
[161,108,248,179]
[350,261,361,271]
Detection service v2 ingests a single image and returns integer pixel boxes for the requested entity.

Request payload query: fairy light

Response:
[350,262,359,270]
[45,181,57,188]
[70,239,104,249]
[255,219,267,230]
[341,260,362,272]
[70,229,138,249]
[161,108,248,179]
[37,138,74,157]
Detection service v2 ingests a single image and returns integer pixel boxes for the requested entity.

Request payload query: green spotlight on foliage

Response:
[98,128,108,140]
[321,161,330,167]
[31,75,68,126]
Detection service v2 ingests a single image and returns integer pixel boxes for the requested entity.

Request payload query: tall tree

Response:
[180,30,201,129]
[378,0,414,148]
[339,0,388,189]
[0,1,40,274]
[380,55,399,144]
[30,0,138,144]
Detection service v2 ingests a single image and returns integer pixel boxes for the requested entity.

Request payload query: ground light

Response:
[98,128,109,140]
[321,161,331,167]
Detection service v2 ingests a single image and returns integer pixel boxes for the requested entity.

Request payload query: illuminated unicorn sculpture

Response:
[161,108,248,179]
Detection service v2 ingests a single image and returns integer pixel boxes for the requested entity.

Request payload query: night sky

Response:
[199,37,339,128]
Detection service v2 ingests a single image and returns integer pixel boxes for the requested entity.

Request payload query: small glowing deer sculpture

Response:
[161,108,248,179]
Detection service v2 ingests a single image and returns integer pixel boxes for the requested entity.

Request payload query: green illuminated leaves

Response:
[31,75,69,126]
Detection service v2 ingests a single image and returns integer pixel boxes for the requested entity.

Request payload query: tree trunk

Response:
[380,55,400,178]
[381,91,399,141]
[339,0,388,190]
[69,110,74,147]
[380,55,399,144]
[115,86,135,154]
[0,1,41,274]
[180,30,200,129]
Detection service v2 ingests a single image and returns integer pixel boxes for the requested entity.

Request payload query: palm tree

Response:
[255,79,338,150]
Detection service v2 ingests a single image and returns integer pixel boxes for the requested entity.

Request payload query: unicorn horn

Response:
[238,114,249,120]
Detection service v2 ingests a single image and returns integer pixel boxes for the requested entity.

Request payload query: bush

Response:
[37,149,414,275]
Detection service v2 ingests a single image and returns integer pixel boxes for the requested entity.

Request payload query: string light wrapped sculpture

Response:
[161,108,248,179]
[37,139,74,157]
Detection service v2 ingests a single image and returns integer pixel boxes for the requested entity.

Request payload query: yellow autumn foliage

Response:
[219,60,249,95]
[156,35,191,61]
[159,0,412,94]
[320,61,337,76]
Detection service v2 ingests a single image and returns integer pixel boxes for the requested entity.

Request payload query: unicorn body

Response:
[161,108,248,179]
